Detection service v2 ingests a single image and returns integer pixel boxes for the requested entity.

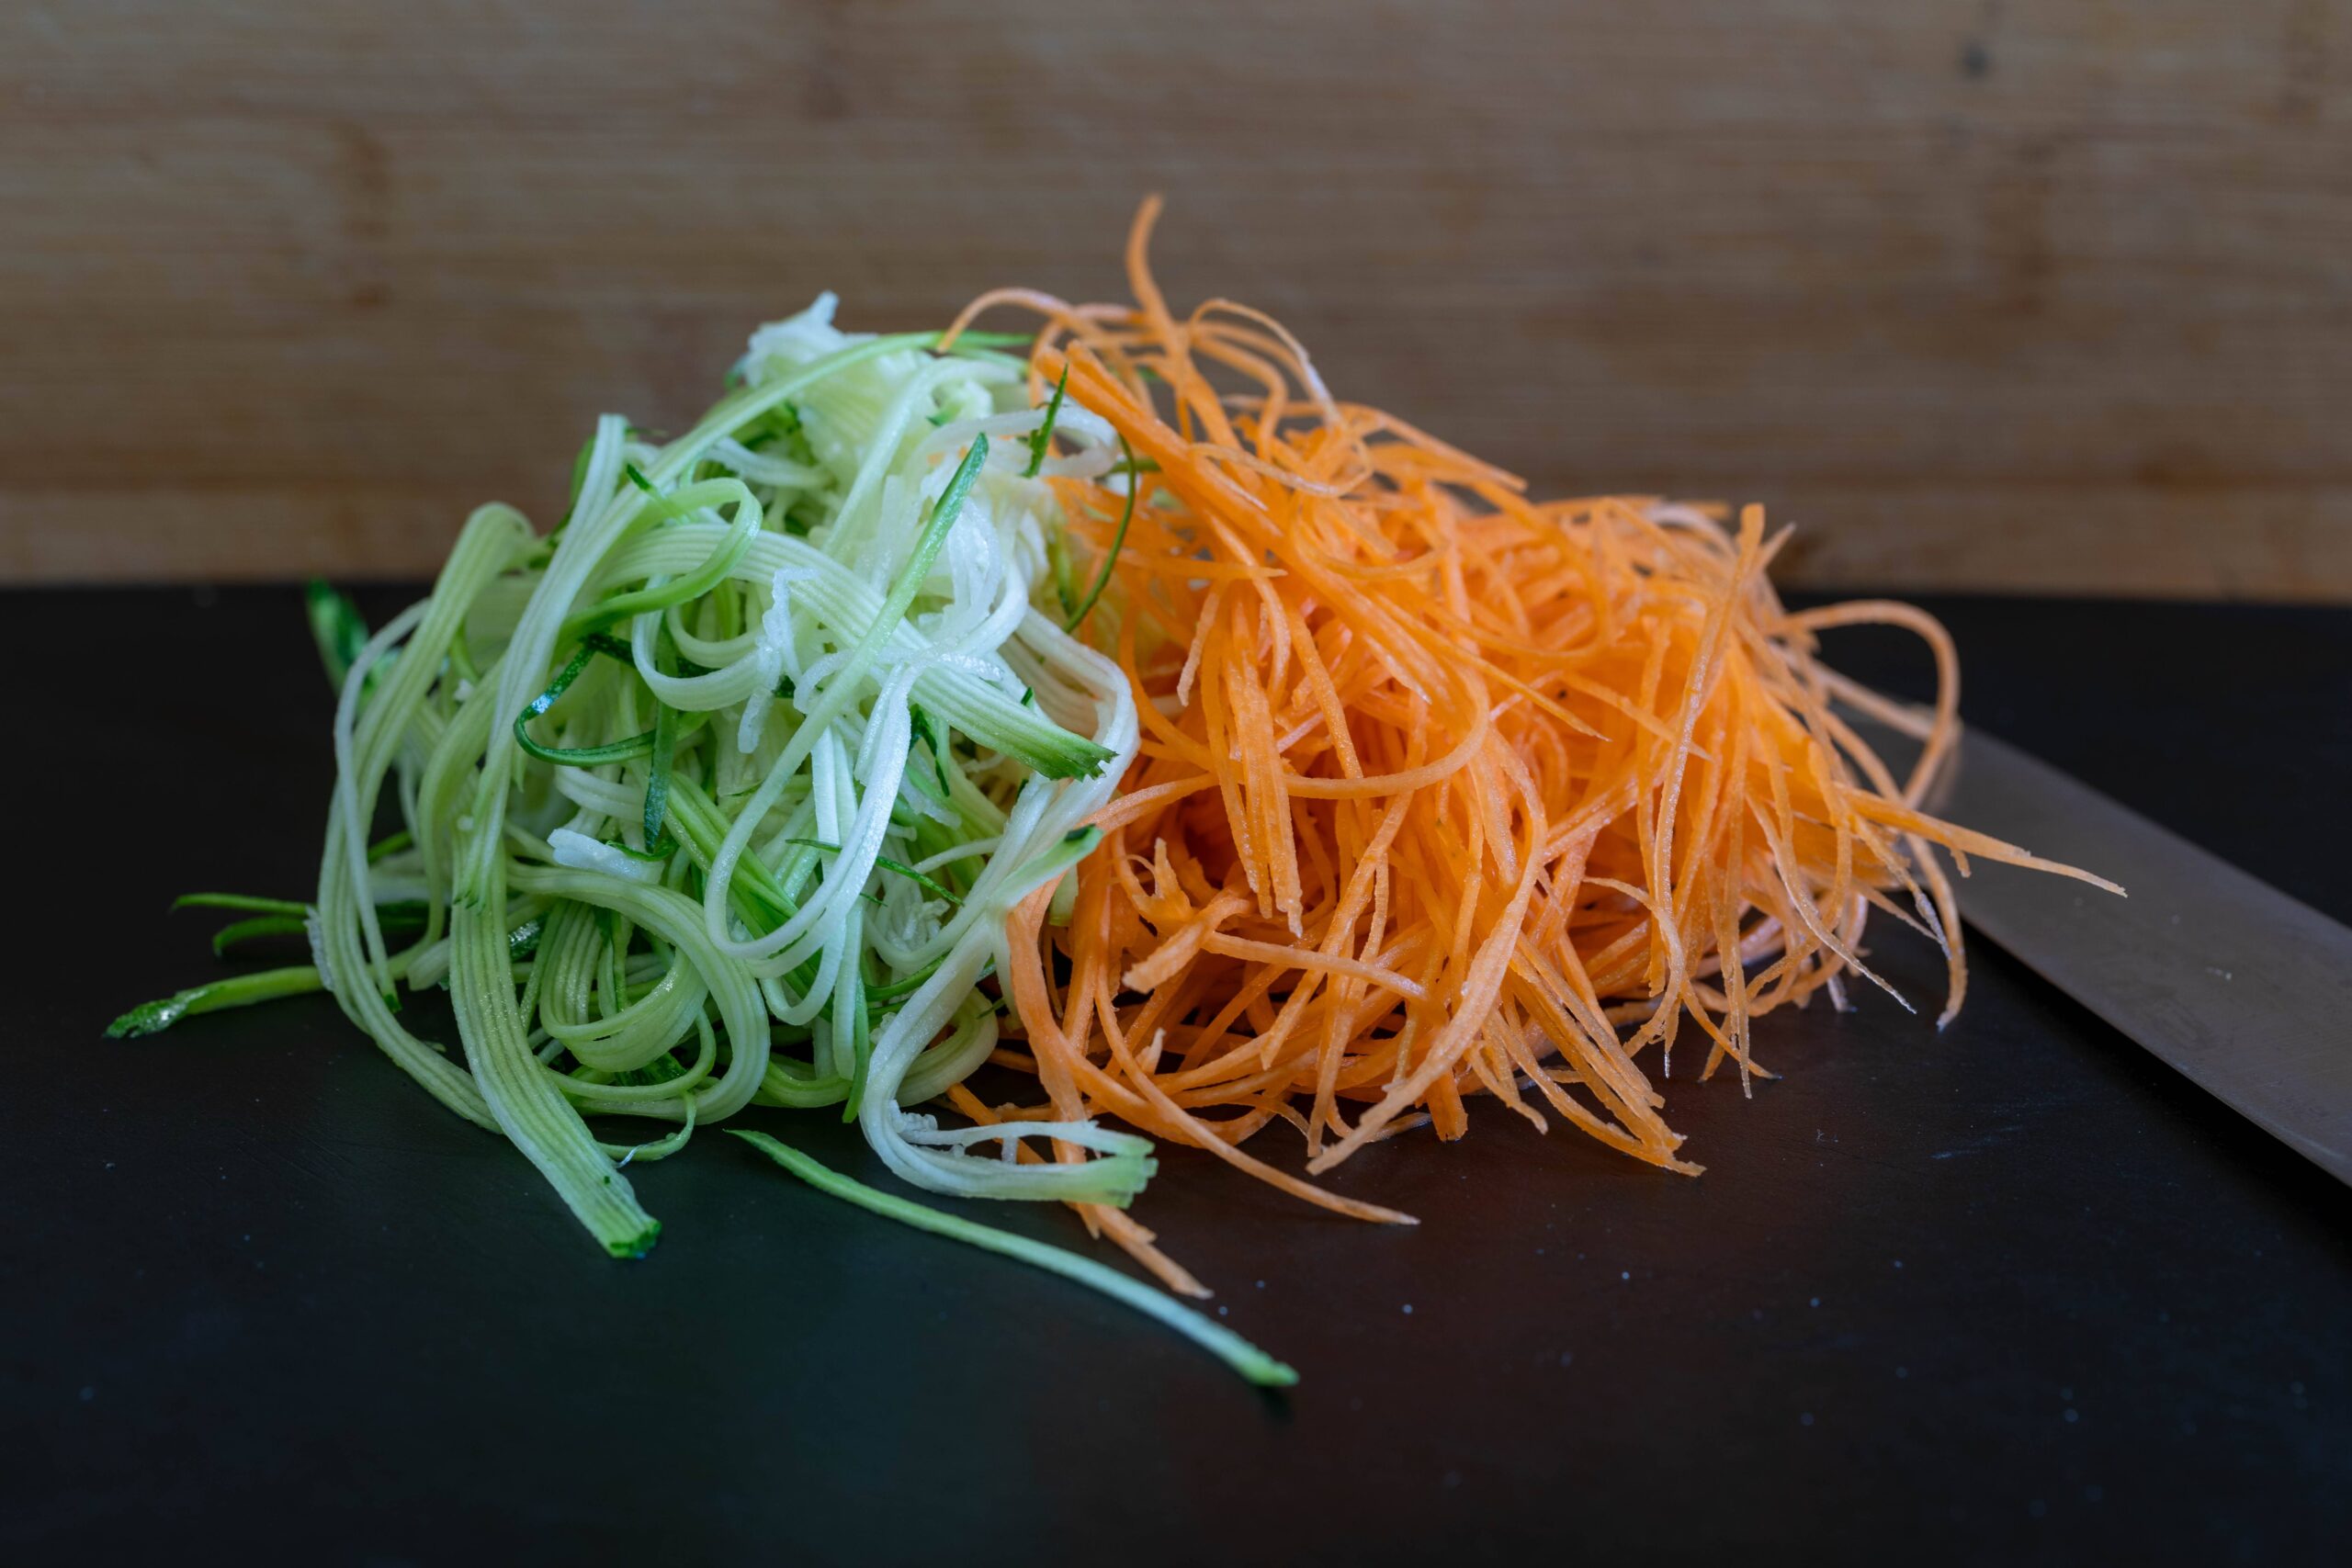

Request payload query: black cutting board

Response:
[6,589,2347,1565]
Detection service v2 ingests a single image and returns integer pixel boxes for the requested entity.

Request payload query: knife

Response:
[1862,720,2352,1186]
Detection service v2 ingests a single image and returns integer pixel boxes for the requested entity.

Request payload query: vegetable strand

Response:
[732,1131,1295,1388]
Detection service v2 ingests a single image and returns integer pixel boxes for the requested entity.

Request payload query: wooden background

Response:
[4,1,2348,596]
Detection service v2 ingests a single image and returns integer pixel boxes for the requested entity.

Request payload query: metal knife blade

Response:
[1865,721,2352,1185]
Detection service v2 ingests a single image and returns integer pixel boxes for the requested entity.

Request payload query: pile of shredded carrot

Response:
[941,200,2114,1295]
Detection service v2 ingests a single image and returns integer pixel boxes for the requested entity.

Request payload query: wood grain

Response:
[3,1,2348,596]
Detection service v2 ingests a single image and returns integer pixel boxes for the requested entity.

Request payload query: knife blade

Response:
[1864,720,2352,1186]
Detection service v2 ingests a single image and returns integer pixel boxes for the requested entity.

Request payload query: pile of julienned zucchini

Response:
[105,296,1305,1385]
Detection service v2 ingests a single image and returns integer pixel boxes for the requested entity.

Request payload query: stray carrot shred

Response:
[953,200,2113,1282]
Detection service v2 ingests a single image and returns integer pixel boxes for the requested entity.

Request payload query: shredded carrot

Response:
[954,199,2115,1280]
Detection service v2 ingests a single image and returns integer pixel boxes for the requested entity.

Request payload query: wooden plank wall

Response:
[3,1,2347,596]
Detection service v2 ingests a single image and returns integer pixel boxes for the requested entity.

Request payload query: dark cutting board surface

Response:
[6,589,2347,1565]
